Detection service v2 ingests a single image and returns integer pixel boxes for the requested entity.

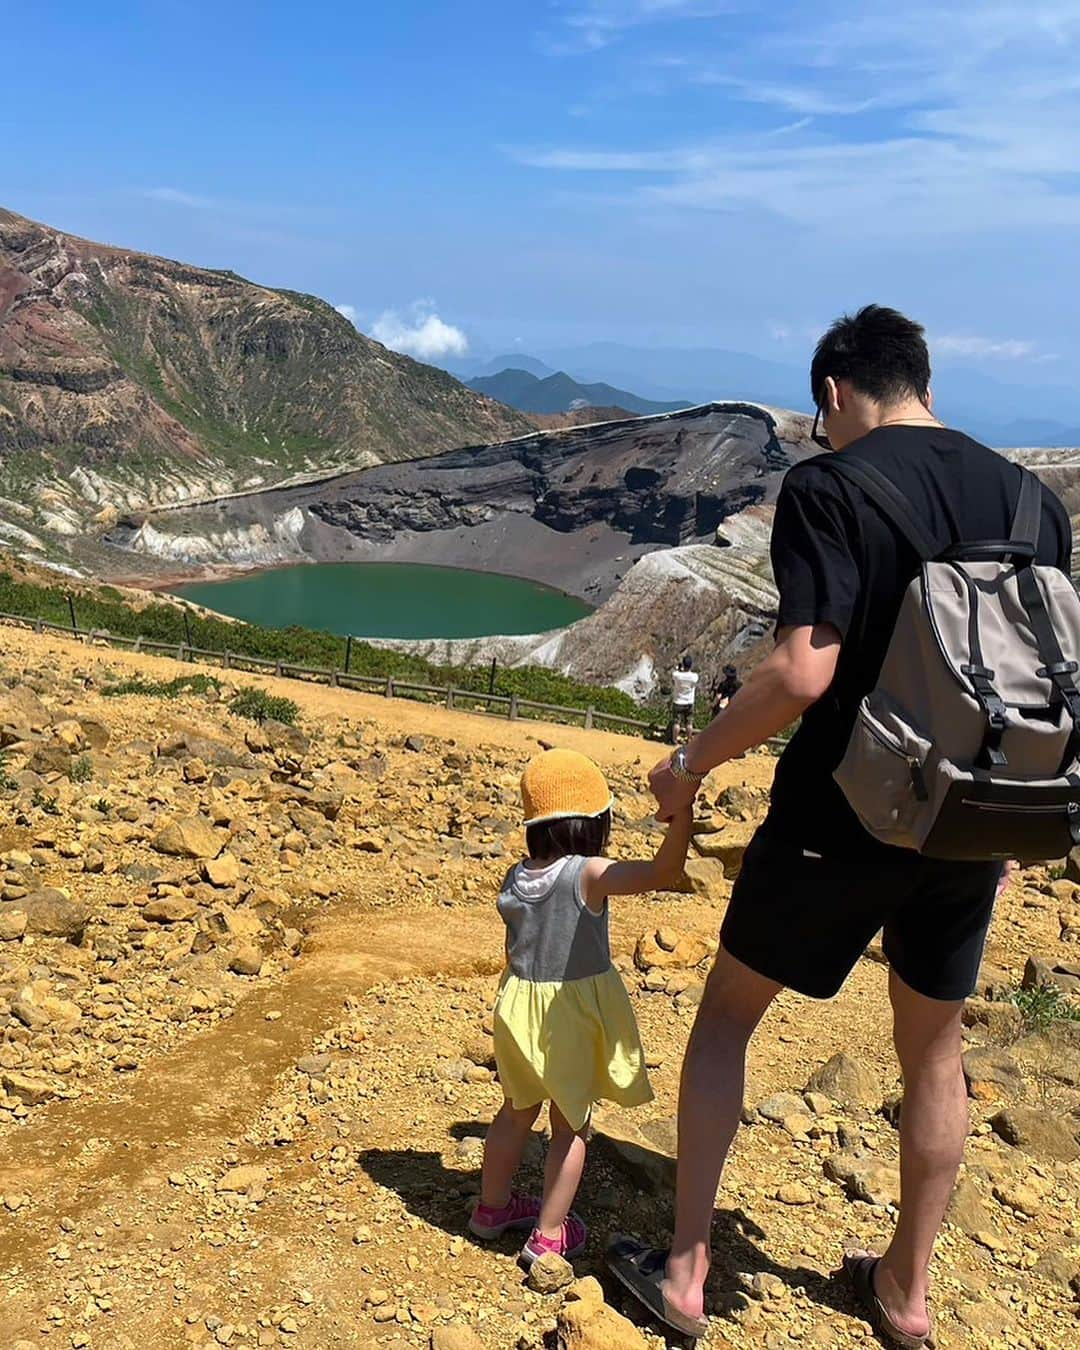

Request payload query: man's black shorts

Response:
[720,824,1002,1001]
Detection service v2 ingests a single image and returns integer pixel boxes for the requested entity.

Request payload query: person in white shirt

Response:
[670,655,699,744]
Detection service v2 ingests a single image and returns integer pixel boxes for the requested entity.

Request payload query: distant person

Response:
[670,654,699,743]
[710,663,740,718]
[469,748,691,1268]
[609,305,1072,1344]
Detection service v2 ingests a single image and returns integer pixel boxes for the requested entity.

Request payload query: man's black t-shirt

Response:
[768,425,1073,859]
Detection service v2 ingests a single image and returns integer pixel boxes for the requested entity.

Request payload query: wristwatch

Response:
[670,746,707,784]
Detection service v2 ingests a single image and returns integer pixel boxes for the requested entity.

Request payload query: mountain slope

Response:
[0,207,529,538]
[467,367,690,416]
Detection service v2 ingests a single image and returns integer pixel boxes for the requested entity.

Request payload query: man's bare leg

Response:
[873,969,968,1339]
[663,949,782,1320]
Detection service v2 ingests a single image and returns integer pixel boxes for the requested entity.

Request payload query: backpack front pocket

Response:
[834,697,933,850]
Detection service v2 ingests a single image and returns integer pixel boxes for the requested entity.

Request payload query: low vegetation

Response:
[227,686,299,725]
[0,568,658,730]
[1010,982,1080,1034]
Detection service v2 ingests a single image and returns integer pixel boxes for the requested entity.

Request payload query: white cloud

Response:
[138,187,216,209]
[934,336,1040,361]
[546,0,734,53]
[335,304,359,323]
[370,301,469,360]
[519,2,1080,237]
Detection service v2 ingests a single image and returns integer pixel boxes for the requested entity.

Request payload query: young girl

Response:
[469,747,693,1267]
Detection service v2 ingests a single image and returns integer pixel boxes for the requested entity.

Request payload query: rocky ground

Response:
[0,626,1078,1349]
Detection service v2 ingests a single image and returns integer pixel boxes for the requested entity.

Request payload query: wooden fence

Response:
[0,609,669,739]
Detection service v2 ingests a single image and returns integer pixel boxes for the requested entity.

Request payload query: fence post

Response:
[345,635,353,674]
[178,642,187,663]
[66,593,78,633]
[386,677,395,698]
[223,649,231,670]
[488,656,497,694]
[133,636,142,652]
[509,694,519,720]
[585,705,595,729]
[446,685,455,709]
[329,669,338,687]
[275,661,284,676]
[35,617,43,634]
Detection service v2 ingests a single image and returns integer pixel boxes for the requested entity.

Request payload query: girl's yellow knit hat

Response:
[521,748,613,826]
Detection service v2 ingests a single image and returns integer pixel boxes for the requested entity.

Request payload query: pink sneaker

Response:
[520,1215,588,1268]
[469,1192,542,1240]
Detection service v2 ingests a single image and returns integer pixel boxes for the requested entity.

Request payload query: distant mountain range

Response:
[446,342,1080,449]
[466,367,690,417]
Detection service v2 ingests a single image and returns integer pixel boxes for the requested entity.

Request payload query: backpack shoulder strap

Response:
[823,454,942,562]
[1010,468,1043,551]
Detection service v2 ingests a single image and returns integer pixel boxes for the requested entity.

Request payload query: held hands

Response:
[649,754,700,823]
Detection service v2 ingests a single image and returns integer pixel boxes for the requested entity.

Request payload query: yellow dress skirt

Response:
[493,965,653,1132]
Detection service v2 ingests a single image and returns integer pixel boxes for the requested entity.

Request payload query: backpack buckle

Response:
[1037,661,1080,678]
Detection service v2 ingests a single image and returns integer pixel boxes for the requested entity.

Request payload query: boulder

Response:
[26,743,72,778]
[152,815,224,860]
[823,1152,901,1207]
[947,1176,1003,1247]
[0,910,28,941]
[591,1108,676,1195]
[143,896,200,924]
[805,1053,882,1110]
[990,1106,1080,1162]
[557,1299,649,1350]
[689,820,755,876]
[12,888,87,942]
[962,1046,1024,1101]
[1,1070,59,1105]
[228,942,264,976]
[216,1165,268,1200]
[204,853,240,888]
[681,857,727,900]
[526,1251,574,1295]
[430,1330,485,1350]
[634,929,711,972]
[1022,954,1080,996]
[0,685,49,744]
[756,1092,809,1124]
[1012,1023,1080,1088]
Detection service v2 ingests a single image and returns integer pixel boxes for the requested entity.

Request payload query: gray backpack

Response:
[830,458,1080,862]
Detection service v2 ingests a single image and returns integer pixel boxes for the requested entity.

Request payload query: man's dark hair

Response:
[681,654,693,670]
[526,809,611,860]
[810,305,931,409]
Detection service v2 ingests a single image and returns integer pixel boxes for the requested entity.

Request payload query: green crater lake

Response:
[173,563,591,639]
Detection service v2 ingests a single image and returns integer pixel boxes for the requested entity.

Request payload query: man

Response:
[710,663,740,719]
[608,306,1071,1345]
[670,654,699,744]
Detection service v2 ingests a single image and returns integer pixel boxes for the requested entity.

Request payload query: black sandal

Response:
[843,1250,932,1348]
[606,1235,709,1340]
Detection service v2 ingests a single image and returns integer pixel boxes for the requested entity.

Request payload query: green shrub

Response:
[103,673,222,699]
[70,754,93,782]
[1048,862,1068,882]
[90,797,112,816]
[0,752,16,791]
[1010,982,1080,1034]
[228,686,299,725]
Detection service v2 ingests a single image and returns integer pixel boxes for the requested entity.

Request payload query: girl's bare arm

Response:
[581,806,693,907]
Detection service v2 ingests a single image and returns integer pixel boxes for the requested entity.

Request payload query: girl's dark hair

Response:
[526,810,612,860]
[810,304,930,409]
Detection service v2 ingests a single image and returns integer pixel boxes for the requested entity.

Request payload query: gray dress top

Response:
[497,854,612,983]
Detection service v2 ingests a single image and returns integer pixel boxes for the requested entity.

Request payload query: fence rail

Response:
[0,608,792,751]
[0,608,666,738]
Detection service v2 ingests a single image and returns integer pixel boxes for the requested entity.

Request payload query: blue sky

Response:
[7,1,1080,387]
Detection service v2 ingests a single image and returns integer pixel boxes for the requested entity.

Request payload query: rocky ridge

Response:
[0,207,528,556]
[0,624,1078,1348]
